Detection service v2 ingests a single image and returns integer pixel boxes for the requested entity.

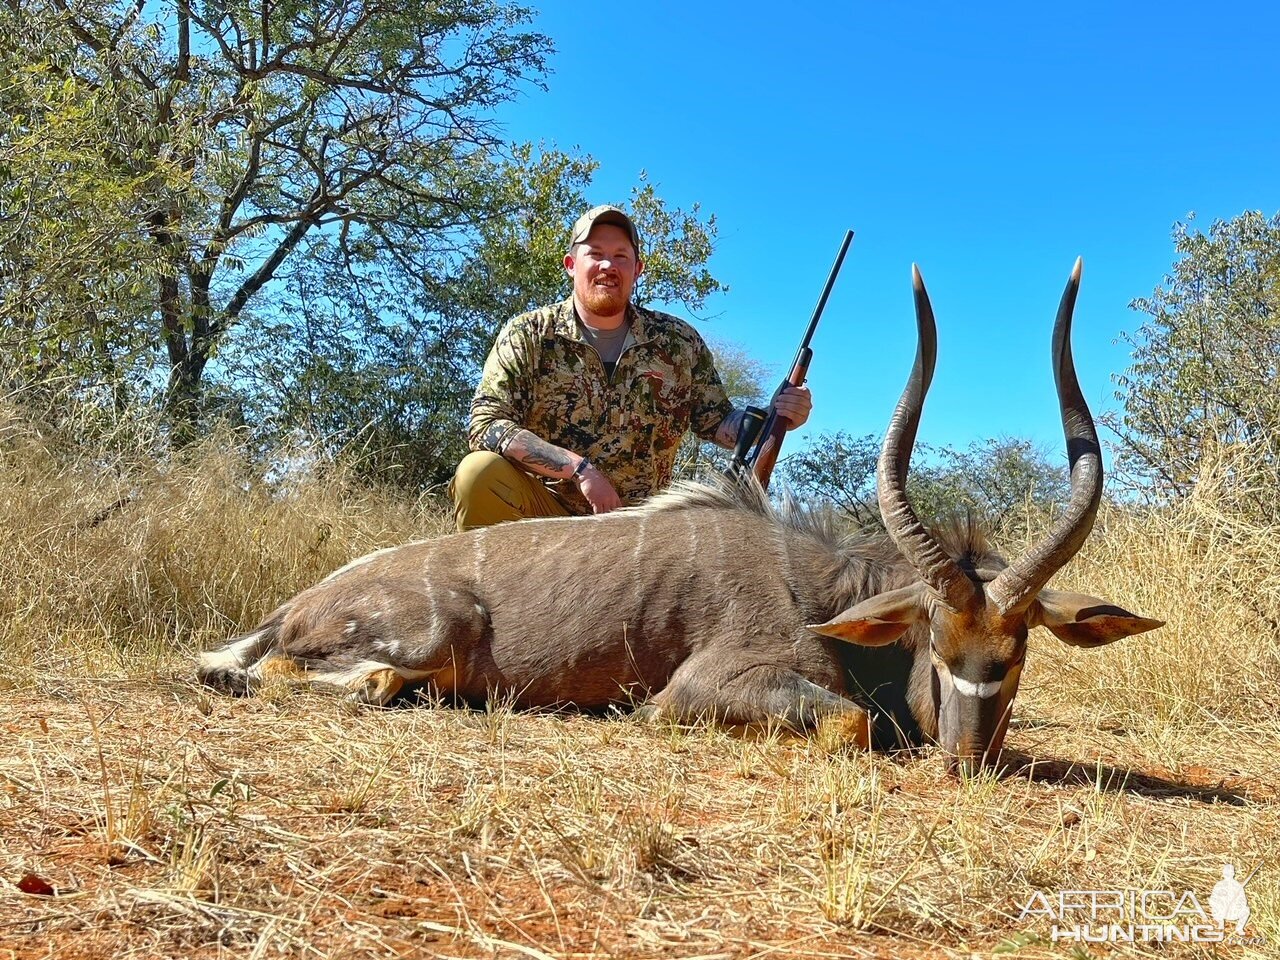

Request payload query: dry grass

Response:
[2,408,1278,959]
[0,400,453,684]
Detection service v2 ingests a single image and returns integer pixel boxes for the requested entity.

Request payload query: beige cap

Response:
[569,204,642,256]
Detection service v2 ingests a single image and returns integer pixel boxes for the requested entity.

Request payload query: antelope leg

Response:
[651,656,871,746]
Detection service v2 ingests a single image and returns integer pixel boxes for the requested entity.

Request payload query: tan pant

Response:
[449,451,574,531]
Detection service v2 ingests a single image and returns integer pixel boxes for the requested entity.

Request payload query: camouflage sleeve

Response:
[687,333,735,443]
[468,316,540,453]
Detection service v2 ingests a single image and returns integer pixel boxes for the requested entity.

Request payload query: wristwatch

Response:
[571,457,591,483]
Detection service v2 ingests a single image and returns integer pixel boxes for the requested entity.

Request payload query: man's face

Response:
[564,223,642,320]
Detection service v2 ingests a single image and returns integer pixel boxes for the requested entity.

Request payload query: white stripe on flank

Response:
[632,515,648,597]
[473,527,487,581]
[951,675,1002,699]
[633,514,647,559]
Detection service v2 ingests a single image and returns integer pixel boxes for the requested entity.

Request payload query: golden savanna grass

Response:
[2,401,1278,959]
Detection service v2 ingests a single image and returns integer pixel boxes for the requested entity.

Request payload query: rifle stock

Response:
[744,230,853,489]
[750,348,811,490]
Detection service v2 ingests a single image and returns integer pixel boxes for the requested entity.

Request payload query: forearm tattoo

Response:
[504,428,578,479]
[713,409,747,450]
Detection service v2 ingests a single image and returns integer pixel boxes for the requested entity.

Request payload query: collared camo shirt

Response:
[469,297,734,513]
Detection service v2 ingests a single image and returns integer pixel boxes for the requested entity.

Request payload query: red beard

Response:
[581,283,628,317]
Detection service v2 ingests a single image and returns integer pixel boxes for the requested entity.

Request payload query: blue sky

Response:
[494,1,1279,460]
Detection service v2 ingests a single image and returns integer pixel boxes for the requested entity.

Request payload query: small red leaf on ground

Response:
[17,873,56,896]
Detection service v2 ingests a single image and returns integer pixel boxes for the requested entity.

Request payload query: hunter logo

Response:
[1209,864,1251,934]
[1017,862,1263,944]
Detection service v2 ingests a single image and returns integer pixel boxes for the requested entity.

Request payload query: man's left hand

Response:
[774,384,812,430]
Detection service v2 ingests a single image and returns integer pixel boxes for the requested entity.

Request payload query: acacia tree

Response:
[1,0,552,439]
[1106,211,1280,499]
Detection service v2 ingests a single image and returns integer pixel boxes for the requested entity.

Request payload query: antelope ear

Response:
[808,584,926,647]
[1030,589,1165,648]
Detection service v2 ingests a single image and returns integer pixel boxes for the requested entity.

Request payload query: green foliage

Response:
[674,338,769,478]
[1,0,553,441]
[628,175,725,310]
[221,250,482,489]
[780,433,1068,533]
[907,437,1069,532]
[776,431,881,525]
[0,18,172,412]
[426,144,603,339]
[1107,210,1280,500]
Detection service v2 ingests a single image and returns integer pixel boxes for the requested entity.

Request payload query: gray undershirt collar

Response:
[579,319,630,369]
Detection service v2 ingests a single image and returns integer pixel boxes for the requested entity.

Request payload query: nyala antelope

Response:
[198,259,1162,773]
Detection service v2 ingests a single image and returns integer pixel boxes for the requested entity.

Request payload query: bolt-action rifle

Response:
[727,229,854,489]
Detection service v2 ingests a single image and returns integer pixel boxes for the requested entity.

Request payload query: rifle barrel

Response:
[794,229,854,362]
[744,229,854,488]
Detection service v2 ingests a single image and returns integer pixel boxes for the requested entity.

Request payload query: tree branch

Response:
[222,210,320,326]
[49,0,158,92]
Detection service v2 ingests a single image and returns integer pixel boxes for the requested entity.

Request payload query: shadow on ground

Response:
[999,750,1266,806]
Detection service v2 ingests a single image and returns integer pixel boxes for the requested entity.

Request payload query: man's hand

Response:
[494,429,623,513]
[773,384,813,430]
[574,461,622,514]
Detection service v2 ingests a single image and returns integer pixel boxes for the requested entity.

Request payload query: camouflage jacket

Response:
[469,297,734,512]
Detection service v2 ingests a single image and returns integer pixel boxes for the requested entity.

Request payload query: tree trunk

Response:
[150,208,204,446]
